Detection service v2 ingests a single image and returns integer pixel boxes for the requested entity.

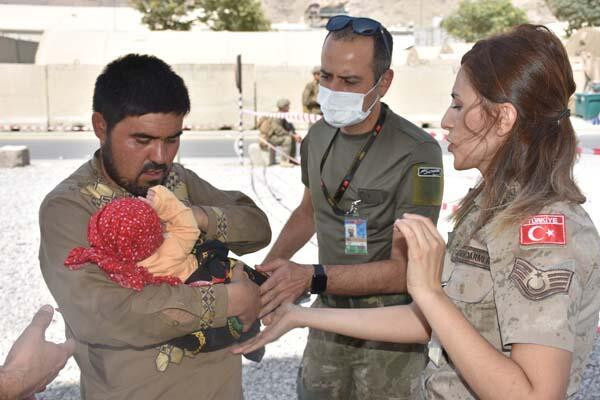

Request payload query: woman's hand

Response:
[393,213,446,299]
[231,303,301,355]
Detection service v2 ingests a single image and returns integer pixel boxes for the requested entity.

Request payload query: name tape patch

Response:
[451,246,490,270]
[519,214,566,246]
[417,167,442,178]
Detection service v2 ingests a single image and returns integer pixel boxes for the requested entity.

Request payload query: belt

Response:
[320,292,413,309]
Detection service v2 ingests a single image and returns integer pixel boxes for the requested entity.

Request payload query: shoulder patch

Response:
[509,258,573,301]
[417,166,442,177]
[519,214,566,246]
[411,165,443,206]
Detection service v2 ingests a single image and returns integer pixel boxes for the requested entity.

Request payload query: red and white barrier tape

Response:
[427,130,449,142]
[0,124,48,132]
[2,118,600,156]
[577,146,600,155]
[243,109,322,124]
[0,124,93,132]
[441,202,459,213]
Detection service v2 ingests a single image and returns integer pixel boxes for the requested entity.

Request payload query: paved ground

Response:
[1,150,599,399]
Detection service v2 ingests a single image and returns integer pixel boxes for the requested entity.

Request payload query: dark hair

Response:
[93,54,190,133]
[453,24,585,233]
[326,25,393,81]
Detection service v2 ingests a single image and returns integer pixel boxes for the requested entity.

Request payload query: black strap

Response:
[319,104,387,216]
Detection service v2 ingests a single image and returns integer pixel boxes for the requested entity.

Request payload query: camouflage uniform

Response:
[302,79,321,115]
[300,295,428,399]
[421,192,600,399]
[257,116,296,162]
[300,103,443,399]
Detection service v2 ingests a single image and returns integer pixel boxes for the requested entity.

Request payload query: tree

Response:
[545,0,600,37]
[131,0,197,31]
[196,0,271,31]
[442,0,528,42]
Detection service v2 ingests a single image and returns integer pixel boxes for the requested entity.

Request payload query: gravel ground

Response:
[1,156,599,399]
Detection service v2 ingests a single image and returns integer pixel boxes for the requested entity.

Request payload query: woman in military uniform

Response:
[234,24,600,399]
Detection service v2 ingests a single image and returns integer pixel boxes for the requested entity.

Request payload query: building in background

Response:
[304,2,348,28]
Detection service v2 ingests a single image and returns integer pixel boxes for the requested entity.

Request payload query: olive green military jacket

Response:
[300,103,443,351]
[301,103,443,267]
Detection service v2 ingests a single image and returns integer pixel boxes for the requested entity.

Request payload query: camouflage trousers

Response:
[268,135,296,161]
[297,295,427,400]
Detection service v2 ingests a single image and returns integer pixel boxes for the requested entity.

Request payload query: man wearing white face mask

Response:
[255,16,443,399]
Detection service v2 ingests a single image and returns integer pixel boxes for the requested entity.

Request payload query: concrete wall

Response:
[0,63,259,129]
[36,30,327,67]
[174,64,255,129]
[0,64,47,125]
[35,29,432,68]
[387,63,458,125]
[46,64,101,127]
[255,65,315,113]
[0,59,585,130]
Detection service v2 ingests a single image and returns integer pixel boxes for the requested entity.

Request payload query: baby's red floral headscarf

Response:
[64,197,181,290]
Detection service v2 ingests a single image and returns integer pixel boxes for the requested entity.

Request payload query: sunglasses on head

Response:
[325,15,391,60]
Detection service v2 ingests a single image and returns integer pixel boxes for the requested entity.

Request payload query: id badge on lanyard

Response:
[319,105,387,257]
[344,200,367,255]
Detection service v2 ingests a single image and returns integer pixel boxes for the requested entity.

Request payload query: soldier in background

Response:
[302,66,322,115]
[257,98,301,166]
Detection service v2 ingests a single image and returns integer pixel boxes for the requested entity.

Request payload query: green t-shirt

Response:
[301,103,443,266]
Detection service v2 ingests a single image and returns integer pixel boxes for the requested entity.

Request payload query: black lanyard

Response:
[319,104,387,216]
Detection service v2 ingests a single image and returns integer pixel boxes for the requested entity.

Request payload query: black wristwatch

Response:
[310,264,328,294]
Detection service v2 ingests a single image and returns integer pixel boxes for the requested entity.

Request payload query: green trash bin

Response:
[574,93,600,120]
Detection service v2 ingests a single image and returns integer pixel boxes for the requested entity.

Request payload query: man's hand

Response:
[226,268,261,332]
[191,206,209,232]
[292,134,302,143]
[256,259,312,318]
[1,305,75,400]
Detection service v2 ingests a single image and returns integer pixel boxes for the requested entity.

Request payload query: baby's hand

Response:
[146,188,157,204]
[138,196,152,206]
[138,188,160,211]
[143,185,181,218]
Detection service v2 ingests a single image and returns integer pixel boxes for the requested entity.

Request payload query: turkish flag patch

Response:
[520,214,566,246]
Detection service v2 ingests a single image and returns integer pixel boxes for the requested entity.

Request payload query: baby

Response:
[64,185,264,366]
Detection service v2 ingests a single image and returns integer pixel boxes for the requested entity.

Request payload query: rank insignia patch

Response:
[520,214,566,246]
[509,258,573,301]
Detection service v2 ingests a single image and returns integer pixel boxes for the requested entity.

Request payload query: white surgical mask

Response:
[317,78,381,128]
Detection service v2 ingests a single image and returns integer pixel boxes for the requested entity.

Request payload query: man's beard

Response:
[101,139,168,197]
